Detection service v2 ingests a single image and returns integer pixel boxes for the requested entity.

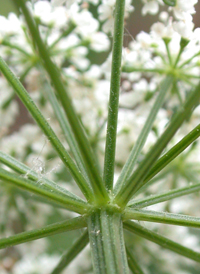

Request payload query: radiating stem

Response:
[0,56,94,202]
[0,216,86,249]
[0,167,89,214]
[179,51,200,68]
[0,151,85,203]
[134,123,200,195]
[124,208,200,228]
[126,247,144,274]
[124,221,200,263]
[1,40,31,57]
[114,76,173,194]
[42,79,89,181]
[103,0,126,191]
[88,210,129,274]
[128,183,200,208]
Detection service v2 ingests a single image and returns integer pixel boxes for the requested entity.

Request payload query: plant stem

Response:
[114,76,173,194]
[42,79,89,181]
[1,40,31,57]
[0,56,94,202]
[0,216,86,249]
[88,210,129,274]
[126,247,144,274]
[114,83,200,207]
[179,51,200,68]
[103,0,126,191]
[51,230,89,274]
[13,0,108,203]
[49,22,76,49]
[0,151,85,203]
[124,221,200,263]
[164,39,173,66]
[124,208,200,228]
[122,67,166,74]
[128,183,200,208]
[0,167,89,214]
[135,123,200,194]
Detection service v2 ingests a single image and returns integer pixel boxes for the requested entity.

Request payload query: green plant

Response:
[0,0,200,273]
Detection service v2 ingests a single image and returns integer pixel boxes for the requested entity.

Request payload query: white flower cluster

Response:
[52,0,134,32]
[142,0,197,20]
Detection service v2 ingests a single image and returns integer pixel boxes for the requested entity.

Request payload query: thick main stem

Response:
[88,210,129,274]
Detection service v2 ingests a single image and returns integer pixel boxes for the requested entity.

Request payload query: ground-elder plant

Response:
[1,0,200,273]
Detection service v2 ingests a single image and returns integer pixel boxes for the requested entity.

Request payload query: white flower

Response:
[142,0,160,15]
[172,0,198,20]
[51,0,98,7]
[71,46,90,70]
[173,19,194,39]
[73,9,99,35]
[0,13,22,36]
[33,1,67,27]
[98,0,134,33]
[87,32,110,52]
[151,21,174,39]
[134,31,153,50]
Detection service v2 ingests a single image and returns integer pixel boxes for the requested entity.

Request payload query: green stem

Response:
[126,247,144,274]
[135,167,173,196]
[124,220,200,263]
[0,167,89,214]
[88,210,129,274]
[114,83,200,207]
[124,208,200,228]
[0,216,86,249]
[103,0,126,191]
[0,151,87,209]
[181,73,200,79]
[51,230,89,274]
[136,123,200,194]
[129,183,200,208]
[1,40,31,57]
[13,0,108,203]
[173,48,183,68]
[164,39,173,66]
[42,79,89,181]
[49,22,76,49]
[122,67,166,74]
[0,56,94,202]
[114,76,173,194]
[2,64,33,110]
[179,51,200,69]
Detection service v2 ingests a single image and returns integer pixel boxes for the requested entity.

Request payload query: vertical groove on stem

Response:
[88,210,129,274]
[88,211,106,274]
[103,0,126,191]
